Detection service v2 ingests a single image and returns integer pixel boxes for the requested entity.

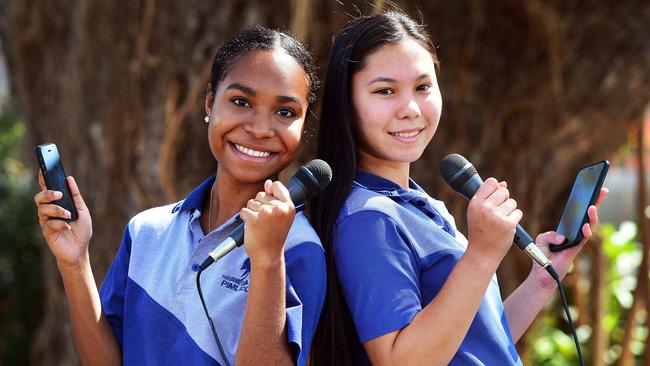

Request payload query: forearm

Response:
[58,258,121,366]
[235,257,293,366]
[503,270,556,342]
[381,250,498,366]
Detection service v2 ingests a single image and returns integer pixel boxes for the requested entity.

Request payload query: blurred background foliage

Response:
[0,105,42,365]
[0,0,649,365]
[528,221,646,365]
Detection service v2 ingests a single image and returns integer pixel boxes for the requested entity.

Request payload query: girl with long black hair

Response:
[310,11,606,365]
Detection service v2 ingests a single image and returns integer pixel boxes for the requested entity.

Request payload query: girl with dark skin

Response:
[34,27,324,366]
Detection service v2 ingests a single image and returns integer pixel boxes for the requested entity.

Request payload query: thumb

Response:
[67,176,88,211]
[536,231,565,245]
[270,181,292,203]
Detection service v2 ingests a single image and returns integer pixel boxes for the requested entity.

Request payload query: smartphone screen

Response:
[35,143,78,222]
[554,161,608,249]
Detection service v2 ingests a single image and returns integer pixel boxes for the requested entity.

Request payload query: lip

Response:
[388,127,425,143]
[229,142,277,162]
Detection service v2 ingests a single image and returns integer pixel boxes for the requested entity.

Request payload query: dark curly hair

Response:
[208,25,319,105]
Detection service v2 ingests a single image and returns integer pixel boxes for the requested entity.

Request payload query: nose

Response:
[244,112,275,139]
[397,96,422,120]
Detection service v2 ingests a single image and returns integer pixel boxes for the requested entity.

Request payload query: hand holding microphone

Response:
[465,177,524,267]
[440,154,557,279]
[239,179,296,266]
[199,159,332,270]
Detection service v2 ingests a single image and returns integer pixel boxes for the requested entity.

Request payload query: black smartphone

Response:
[35,143,78,222]
[550,160,609,252]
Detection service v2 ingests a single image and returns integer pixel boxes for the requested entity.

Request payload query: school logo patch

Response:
[220,258,250,292]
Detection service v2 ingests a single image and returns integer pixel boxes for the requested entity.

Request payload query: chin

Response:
[385,152,425,164]
[234,173,273,185]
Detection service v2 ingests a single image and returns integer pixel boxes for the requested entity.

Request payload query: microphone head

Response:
[295,159,333,196]
[440,153,479,193]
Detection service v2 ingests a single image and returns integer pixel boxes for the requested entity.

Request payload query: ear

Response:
[205,84,214,117]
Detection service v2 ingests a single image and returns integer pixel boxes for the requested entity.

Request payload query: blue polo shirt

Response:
[99,175,326,365]
[335,170,521,365]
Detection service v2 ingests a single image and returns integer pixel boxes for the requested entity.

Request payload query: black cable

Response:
[546,265,585,366]
[196,268,232,366]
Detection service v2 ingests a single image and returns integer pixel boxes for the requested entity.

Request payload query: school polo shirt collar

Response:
[353,169,428,202]
[173,175,216,213]
[172,174,306,217]
[353,169,454,235]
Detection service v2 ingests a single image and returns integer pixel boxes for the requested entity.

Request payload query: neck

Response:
[357,150,410,189]
[202,167,266,233]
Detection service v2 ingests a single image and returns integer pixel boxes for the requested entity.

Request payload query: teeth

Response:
[234,144,272,158]
[391,130,420,138]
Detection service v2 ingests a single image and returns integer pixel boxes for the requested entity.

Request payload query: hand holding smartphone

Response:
[551,160,609,252]
[35,143,78,222]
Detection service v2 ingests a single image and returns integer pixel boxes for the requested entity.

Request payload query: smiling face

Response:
[351,39,442,179]
[205,49,309,185]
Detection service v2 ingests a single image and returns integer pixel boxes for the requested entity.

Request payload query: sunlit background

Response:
[1,1,649,365]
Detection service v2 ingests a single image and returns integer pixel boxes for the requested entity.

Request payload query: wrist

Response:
[57,253,92,275]
[249,252,285,271]
[461,246,500,276]
[526,265,559,292]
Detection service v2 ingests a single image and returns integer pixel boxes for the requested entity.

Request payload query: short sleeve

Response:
[285,241,326,366]
[99,224,132,346]
[335,210,421,343]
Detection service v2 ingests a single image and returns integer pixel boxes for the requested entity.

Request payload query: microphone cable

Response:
[196,267,232,366]
[195,204,307,366]
[545,265,585,366]
[440,154,584,364]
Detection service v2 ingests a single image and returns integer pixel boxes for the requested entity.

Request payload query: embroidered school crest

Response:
[240,258,251,279]
[220,257,250,292]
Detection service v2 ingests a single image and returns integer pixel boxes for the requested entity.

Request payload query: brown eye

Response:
[276,108,296,118]
[417,84,431,92]
[232,98,251,107]
[375,88,394,95]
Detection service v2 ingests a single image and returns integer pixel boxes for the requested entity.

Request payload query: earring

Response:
[204,116,210,123]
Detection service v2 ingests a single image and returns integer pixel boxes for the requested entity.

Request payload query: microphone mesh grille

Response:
[440,154,478,191]
[298,159,333,194]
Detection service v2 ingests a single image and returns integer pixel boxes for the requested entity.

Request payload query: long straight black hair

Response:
[309,11,439,366]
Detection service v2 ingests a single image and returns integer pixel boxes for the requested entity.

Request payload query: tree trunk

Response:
[1,0,649,364]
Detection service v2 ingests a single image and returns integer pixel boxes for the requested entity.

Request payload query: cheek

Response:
[419,94,442,127]
[207,123,223,158]
[352,94,389,134]
[281,120,305,154]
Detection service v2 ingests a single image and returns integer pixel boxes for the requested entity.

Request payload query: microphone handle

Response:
[199,223,244,271]
[515,225,552,268]
[456,174,551,268]
[513,225,532,250]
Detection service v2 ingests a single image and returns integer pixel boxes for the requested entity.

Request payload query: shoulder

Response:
[127,201,182,237]
[285,212,325,277]
[334,209,416,266]
[339,185,403,223]
[285,211,322,251]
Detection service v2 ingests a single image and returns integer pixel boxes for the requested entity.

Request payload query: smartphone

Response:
[35,143,78,222]
[550,160,609,252]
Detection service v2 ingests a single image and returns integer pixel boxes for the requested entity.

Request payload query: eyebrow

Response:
[368,77,396,85]
[368,73,432,86]
[226,83,302,104]
[226,83,256,96]
[276,95,302,104]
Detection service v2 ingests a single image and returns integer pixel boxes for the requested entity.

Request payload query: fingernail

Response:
[555,233,565,241]
[64,210,71,218]
[53,191,62,198]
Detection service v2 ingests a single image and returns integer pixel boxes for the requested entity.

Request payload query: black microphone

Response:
[440,154,556,274]
[198,159,333,270]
